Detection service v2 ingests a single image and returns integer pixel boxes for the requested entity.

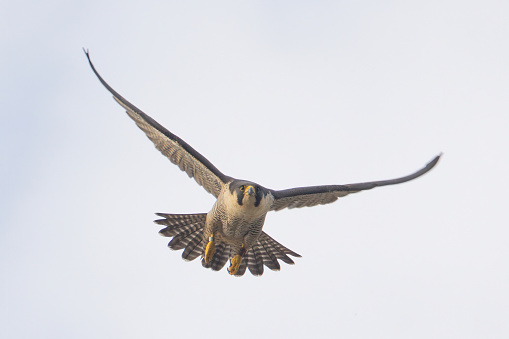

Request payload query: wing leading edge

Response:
[84,50,231,197]
[270,154,441,211]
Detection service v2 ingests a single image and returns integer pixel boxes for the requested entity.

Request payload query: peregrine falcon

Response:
[85,50,441,277]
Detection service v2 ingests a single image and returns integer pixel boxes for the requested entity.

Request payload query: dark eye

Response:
[240,185,245,191]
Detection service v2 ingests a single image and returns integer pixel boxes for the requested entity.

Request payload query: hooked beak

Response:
[245,185,255,196]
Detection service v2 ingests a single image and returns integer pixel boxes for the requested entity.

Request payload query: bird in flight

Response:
[84,50,440,277]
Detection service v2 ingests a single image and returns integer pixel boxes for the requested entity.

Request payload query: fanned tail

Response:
[154,213,301,276]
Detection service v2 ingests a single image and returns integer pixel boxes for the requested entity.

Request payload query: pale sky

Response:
[2,1,509,338]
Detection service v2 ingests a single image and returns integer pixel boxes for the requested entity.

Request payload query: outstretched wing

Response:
[84,50,231,197]
[269,154,441,211]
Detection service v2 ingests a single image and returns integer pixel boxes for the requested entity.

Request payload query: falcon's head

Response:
[229,180,268,208]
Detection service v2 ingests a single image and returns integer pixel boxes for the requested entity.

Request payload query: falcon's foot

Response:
[204,236,215,263]
[228,255,242,275]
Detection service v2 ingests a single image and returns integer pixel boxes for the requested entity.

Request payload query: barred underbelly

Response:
[221,218,250,239]
[217,217,262,247]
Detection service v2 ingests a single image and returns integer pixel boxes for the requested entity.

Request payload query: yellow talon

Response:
[228,255,242,275]
[204,236,215,263]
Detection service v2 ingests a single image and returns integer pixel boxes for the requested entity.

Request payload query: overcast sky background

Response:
[2,1,508,338]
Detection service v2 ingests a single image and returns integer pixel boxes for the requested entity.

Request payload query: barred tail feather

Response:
[155,213,207,262]
[258,237,288,265]
[260,232,301,258]
[258,241,281,271]
[232,233,300,277]
[234,254,249,276]
[258,232,301,265]
[181,232,204,261]
[155,213,207,237]
[247,244,265,276]
[211,243,231,271]
[167,224,202,250]
[202,243,231,271]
